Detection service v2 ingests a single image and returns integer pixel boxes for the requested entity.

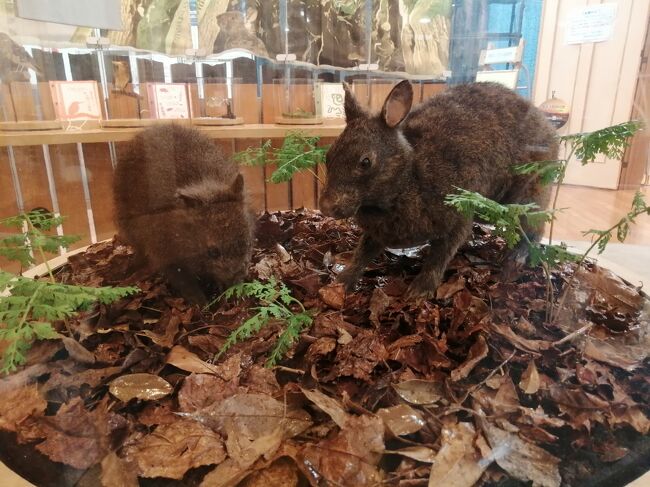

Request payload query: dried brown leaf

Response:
[200,428,284,487]
[491,323,551,353]
[166,345,221,374]
[377,404,425,436]
[178,373,239,412]
[123,419,226,479]
[436,275,467,300]
[187,393,312,443]
[394,380,445,405]
[427,421,487,487]
[0,385,46,432]
[548,384,610,410]
[136,312,180,348]
[385,446,437,463]
[519,360,540,395]
[32,398,110,469]
[100,452,138,487]
[451,335,488,382]
[240,458,300,487]
[480,420,561,487]
[62,336,96,364]
[369,287,391,326]
[301,387,350,428]
[318,282,345,310]
[109,373,173,402]
[325,329,387,381]
[582,338,644,372]
[301,414,385,486]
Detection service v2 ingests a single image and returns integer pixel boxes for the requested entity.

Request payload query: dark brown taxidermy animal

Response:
[114,124,254,304]
[319,81,558,299]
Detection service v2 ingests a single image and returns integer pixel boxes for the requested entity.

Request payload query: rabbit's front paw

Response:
[336,266,362,292]
[406,270,442,301]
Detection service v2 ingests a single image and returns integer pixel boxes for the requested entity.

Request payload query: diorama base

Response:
[191,117,244,126]
[0,120,63,131]
[274,116,323,125]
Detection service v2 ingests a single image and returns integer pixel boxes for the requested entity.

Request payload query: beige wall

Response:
[533,0,649,189]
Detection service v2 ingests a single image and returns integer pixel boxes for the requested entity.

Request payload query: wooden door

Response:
[620,17,650,188]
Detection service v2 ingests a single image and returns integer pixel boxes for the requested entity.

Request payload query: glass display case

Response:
[189,76,243,126]
[272,77,321,125]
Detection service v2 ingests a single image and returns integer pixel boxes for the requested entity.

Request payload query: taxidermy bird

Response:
[0,32,42,82]
[111,60,140,99]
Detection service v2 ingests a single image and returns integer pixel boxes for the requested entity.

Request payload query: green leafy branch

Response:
[514,121,643,245]
[560,120,643,164]
[444,188,572,266]
[0,272,138,373]
[1,210,139,373]
[0,210,80,271]
[446,189,650,323]
[212,277,313,367]
[445,188,576,320]
[234,131,328,184]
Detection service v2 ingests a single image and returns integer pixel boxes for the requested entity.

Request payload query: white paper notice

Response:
[565,4,617,45]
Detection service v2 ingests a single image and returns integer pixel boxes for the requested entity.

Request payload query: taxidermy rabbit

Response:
[319,81,558,299]
[114,124,254,304]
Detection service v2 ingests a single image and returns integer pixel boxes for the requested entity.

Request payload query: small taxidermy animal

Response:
[113,124,254,304]
[319,81,558,299]
[111,60,141,99]
[0,32,42,82]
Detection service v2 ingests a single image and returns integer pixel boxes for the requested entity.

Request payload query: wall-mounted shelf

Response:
[0,122,346,147]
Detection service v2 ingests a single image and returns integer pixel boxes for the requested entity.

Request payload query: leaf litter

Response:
[0,209,648,486]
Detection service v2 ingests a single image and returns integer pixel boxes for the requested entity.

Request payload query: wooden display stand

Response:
[192,116,244,126]
[0,120,63,131]
[101,118,191,128]
[274,116,323,125]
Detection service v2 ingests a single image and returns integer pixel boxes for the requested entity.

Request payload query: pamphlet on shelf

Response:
[49,80,102,121]
[146,83,190,120]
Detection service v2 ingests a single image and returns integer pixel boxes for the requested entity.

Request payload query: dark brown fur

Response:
[319,81,558,298]
[114,124,254,304]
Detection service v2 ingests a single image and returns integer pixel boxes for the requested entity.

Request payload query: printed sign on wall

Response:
[565,4,618,45]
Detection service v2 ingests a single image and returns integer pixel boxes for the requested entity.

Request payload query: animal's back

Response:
[404,83,558,199]
[114,124,237,222]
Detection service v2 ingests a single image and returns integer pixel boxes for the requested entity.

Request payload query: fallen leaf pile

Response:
[1,209,649,486]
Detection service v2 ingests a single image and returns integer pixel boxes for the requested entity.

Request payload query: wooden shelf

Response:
[0,122,346,147]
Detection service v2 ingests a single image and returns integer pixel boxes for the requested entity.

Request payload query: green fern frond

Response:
[560,120,643,164]
[234,131,328,183]
[214,279,313,367]
[512,160,564,186]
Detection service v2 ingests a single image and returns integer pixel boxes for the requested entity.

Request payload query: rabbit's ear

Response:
[342,81,364,122]
[381,80,413,128]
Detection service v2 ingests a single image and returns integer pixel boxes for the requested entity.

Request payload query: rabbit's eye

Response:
[360,157,371,169]
[207,247,221,259]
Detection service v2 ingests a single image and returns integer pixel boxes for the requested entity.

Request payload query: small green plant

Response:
[0,272,138,373]
[514,121,643,244]
[0,210,138,373]
[444,188,574,267]
[235,131,328,184]
[0,210,80,268]
[446,189,650,322]
[212,278,313,367]
[445,188,575,320]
